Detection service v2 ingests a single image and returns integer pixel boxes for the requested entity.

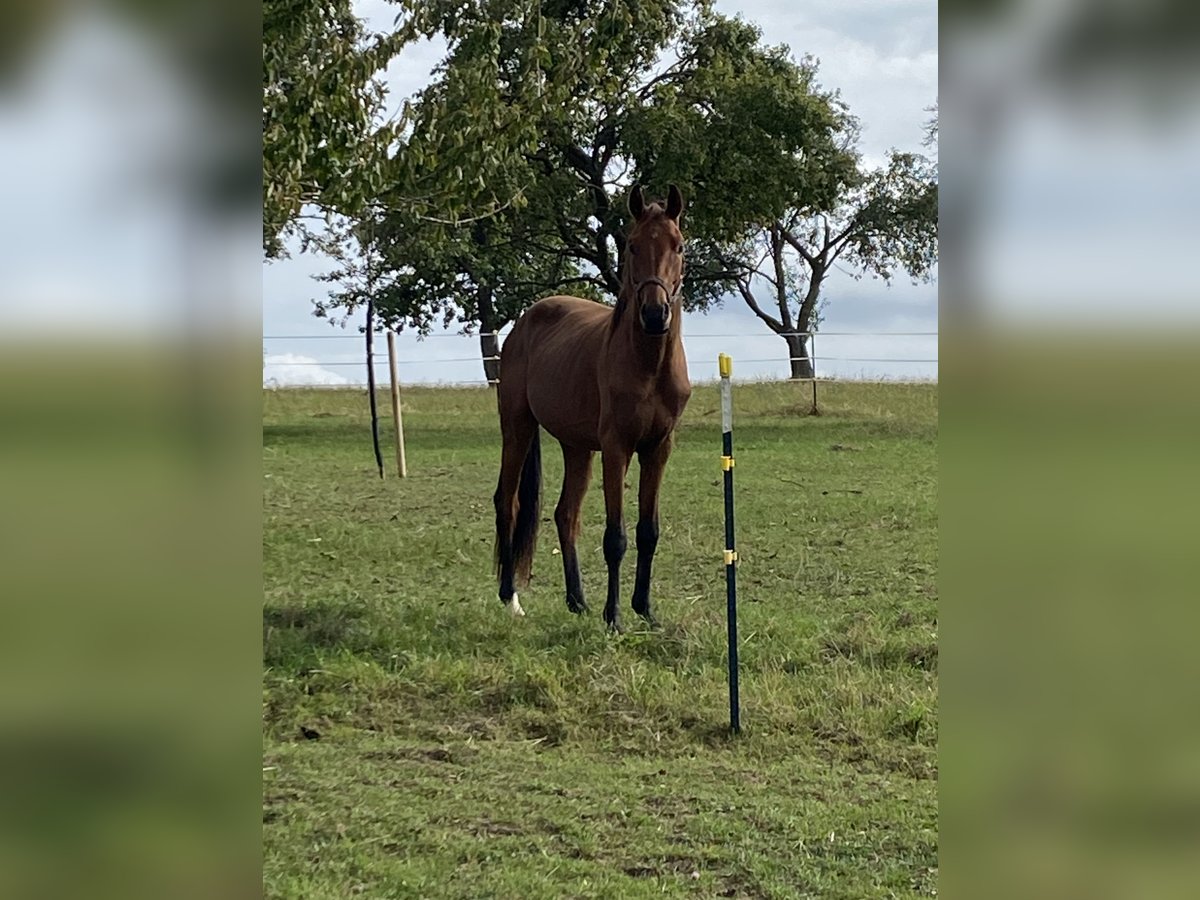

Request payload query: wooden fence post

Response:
[387,332,407,478]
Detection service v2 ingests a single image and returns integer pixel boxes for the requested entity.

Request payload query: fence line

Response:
[263,330,939,397]
[263,330,938,340]
[270,355,937,366]
[274,357,503,366]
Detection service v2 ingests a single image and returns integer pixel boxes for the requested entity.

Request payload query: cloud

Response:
[263,354,351,388]
[717,0,938,160]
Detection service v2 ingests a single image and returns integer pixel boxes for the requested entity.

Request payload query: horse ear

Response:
[629,184,645,220]
[666,184,684,220]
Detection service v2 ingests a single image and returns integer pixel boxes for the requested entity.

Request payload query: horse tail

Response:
[510,429,542,586]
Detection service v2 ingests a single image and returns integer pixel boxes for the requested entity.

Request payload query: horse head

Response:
[623,184,685,337]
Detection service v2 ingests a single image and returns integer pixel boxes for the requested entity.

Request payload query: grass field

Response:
[263,380,938,899]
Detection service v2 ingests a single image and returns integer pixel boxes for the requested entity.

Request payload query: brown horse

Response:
[493,184,692,631]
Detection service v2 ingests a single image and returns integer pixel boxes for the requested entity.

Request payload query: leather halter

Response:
[633,275,682,304]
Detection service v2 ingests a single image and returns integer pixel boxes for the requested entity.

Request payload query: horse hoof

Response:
[632,603,659,629]
[506,594,525,618]
[566,596,588,615]
[605,619,624,635]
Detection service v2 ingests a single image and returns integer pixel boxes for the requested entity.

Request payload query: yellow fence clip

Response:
[719,353,732,378]
[720,455,735,471]
[723,549,738,566]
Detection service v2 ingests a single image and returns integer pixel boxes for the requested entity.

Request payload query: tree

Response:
[263,0,398,256]
[324,2,857,372]
[723,144,938,380]
[315,203,602,384]
[263,0,552,258]
[494,10,856,312]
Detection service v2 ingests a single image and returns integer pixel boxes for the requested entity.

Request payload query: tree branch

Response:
[797,262,825,330]
[414,187,528,225]
[830,216,860,249]
[555,217,599,266]
[595,231,621,296]
[735,278,784,334]
[634,52,696,101]
[509,272,600,291]
[770,226,794,331]
[577,153,622,296]
[566,143,598,179]
[779,226,819,267]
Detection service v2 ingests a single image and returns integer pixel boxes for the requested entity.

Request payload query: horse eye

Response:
[675,243,683,254]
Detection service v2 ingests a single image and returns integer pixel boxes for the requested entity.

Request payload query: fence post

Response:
[719,353,741,734]
[387,332,408,478]
[366,301,384,478]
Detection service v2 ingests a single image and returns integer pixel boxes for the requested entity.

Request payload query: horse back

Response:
[502,296,610,449]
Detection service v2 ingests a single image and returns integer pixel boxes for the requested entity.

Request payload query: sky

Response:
[1,8,260,344]
[263,0,939,387]
[7,2,1192,386]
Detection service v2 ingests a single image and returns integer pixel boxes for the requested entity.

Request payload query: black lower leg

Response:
[498,567,515,603]
[495,488,515,604]
[603,522,626,630]
[631,517,659,622]
[555,500,588,613]
[561,546,586,613]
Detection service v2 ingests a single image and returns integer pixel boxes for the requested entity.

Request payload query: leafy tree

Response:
[314,206,602,384]
[721,146,939,379]
[263,0,551,258]
[331,2,856,369]
[303,1,935,385]
[263,0,397,256]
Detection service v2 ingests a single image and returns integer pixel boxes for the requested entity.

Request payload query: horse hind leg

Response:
[493,475,524,617]
[494,408,538,617]
[554,444,594,614]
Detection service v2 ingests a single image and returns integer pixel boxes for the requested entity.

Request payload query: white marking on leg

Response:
[508,593,525,617]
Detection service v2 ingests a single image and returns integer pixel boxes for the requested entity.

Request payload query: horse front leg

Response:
[631,437,671,626]
[600,445,631,632]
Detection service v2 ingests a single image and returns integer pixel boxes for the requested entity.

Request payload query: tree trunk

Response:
[785,333,814,380]
[480,330,501,386]
[477,286,502,387]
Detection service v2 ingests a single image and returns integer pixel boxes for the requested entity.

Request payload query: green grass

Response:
[263,380,938,898]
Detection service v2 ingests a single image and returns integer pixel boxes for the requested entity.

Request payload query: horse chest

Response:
[604,382,688,447]
[652,368,691,421]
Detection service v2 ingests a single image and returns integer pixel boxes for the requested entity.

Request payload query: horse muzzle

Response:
[640,304,671,336]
